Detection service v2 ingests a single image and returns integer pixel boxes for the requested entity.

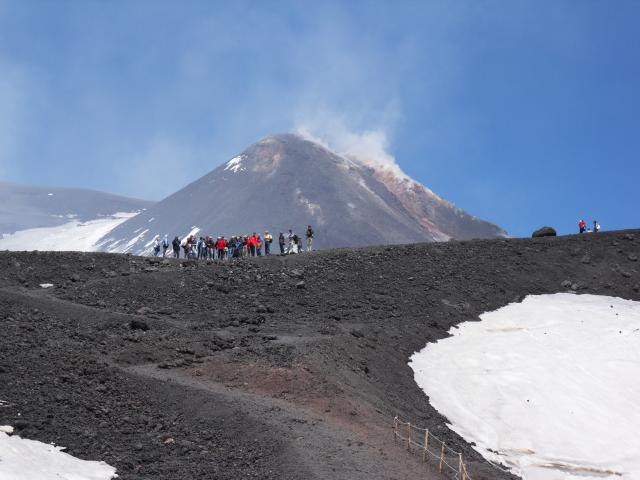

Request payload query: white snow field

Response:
[410,293,640,480]
[0,430,117,479]
[0,212,137,252]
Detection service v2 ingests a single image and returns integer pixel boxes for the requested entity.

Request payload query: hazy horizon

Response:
[1,0,639,236]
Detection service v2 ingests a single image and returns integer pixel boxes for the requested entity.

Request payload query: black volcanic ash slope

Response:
[0,230,638,480]
[97,133,505,254]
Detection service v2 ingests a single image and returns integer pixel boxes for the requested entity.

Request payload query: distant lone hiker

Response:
[306,225,314,252]
[593,220,601,233]
[578,219,586,234]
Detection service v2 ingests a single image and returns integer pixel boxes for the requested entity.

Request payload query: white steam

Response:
[295,117,409,181]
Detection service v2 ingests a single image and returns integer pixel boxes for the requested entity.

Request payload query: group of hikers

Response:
[578,219,601,234]
[152,225,315,260]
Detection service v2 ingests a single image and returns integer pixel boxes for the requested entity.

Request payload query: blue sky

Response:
[0,0,638,237]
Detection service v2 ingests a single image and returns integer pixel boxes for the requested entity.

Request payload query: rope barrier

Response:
[393,416,474,480]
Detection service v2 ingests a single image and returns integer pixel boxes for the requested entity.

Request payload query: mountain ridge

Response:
[0,181,154,235]
[97,133,506,254]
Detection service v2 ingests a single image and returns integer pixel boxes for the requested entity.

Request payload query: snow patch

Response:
[39,283,54,289]
[0,212,138,252]
[223,155,246,173]
[357,178,375,196]
[409,293,640,480]
[0,426,13,434]
[0,430,117,479]
[114,228,149,254]
[294,188,324,224]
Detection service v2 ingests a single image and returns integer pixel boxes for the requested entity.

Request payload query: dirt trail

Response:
[125,361,432,480]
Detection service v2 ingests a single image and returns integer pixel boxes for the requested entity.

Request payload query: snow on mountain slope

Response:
[0,182,153,252]
[0,429,117,479]
[97,133,506,254]
[0,182,153,234]
[409,293,640,480]
[0,212,137,252]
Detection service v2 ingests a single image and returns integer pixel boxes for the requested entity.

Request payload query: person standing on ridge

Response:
[248,233,257,257]
[183,236,191,259]
[197,237,205,259]
[578,219,586,234]
[172,236,180,258]
[162,235,169,257]
[227,236,234,258]
[305,225,314,252]
[593,220,601,233]
[264,230,273,255]
[216,237,226,260]
[278,232,285,255]
[292,232,300,254]
[287,230,295,254]
[153,236,161,257]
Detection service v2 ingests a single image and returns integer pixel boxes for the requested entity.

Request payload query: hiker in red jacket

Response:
[216,237,226,260]
[248,233,257,257]
[578,219,586,234]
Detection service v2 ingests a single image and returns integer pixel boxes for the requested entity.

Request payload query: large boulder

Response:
[532,226,557,238]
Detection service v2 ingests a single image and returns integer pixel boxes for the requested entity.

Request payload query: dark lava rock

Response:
[350,329,364,338]
[290,269,304,278]
[130,319,150,331]
[136,306,153,315]
[532,226,556,238]
[1,230,638,480]
[14,420,30,431]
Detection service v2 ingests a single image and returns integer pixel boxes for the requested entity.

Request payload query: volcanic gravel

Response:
[1,230,639,480]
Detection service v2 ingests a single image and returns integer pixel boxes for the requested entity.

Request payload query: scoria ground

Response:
[1,230,639,479]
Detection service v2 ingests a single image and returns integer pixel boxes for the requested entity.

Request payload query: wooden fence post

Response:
[422,429,429,462]
[393,417,398,442]
[406,423,411,451]
[439,442,445,473]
